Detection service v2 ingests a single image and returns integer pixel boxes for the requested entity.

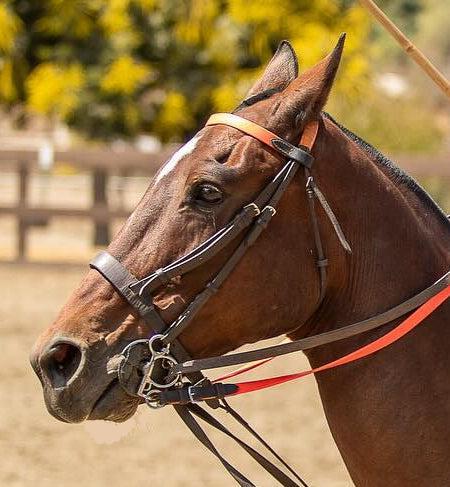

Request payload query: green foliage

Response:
[328,91,443,154]
[0,0,446,153]
[0,0,371,141]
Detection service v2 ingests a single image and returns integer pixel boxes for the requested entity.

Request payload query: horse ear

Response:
[243,41,298,99]
[287,34,345,120]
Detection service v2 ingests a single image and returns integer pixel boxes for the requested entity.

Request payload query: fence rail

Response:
[0,148,448,263]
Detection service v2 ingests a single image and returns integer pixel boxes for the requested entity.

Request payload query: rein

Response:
[90,112,450,487]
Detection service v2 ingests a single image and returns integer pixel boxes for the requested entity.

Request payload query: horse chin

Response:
[87,380,141,423]
[41,379,139,424]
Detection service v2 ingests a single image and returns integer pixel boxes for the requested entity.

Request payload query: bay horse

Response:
[30,36,450,486]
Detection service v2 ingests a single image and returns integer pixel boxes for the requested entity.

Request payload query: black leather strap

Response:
[171,270,450,376]
[174,404,255,487]
[90,252,167,332]
[129,202,261,296]
[161,204,278,344]
[89,251,207,387]
[304,167,328,304]
[175,403,307,487]
[220,399,308,487]
[159,383,238,406]
[271,138,314,168]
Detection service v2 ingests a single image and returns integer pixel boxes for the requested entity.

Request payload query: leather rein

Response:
[90,112,450,487]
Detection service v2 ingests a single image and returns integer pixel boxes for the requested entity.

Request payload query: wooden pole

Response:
[358,0,450,98]
[17,161,29,262]
[92,169,110,246]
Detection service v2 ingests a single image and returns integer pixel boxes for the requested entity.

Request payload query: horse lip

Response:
[29,351,44,386]
[89,378,120,416]
[46,406,71,424]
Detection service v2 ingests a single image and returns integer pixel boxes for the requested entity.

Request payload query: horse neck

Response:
[295,117,449,338]
[290,117,450,486]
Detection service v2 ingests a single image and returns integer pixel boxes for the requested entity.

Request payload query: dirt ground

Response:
[0,264,353,487]
[0,166,448,486]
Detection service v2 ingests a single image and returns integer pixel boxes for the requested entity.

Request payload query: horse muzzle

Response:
[30,337,139,423]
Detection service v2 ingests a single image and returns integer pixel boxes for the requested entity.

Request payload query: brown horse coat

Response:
[31,38,450,486]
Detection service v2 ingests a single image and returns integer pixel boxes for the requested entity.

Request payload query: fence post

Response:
[92,168,110,246]
[17,161,29,262]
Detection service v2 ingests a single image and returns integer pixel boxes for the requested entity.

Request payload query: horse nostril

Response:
[40,341,83,389]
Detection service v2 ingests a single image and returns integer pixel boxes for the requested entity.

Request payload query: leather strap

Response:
[220,399,308,487]
[306,171,352,254]
[90,252,167,333]
[299,120,319,150]
[229,280,450,396]
[174,404,255,487]
[175,403,308,487]
[130,203,261,296]
[304,167,328,303]
[171,270,450,376]
[89,251,207,386]
[206,113,315,168]
[161,203,278,344]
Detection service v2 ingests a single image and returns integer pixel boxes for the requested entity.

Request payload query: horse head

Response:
[30,37,347,423]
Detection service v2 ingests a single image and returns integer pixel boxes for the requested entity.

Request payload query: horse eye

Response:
[194,184,223,205]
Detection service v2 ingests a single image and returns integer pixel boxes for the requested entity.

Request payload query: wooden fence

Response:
[0,148,448,263]
[0,147,177,262]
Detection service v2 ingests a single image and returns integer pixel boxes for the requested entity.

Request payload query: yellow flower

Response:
[212,80,246,112]
[228,0,290,25]
[0,3,21,53]
[175,0,220,45]
[100,0,132,34]
[155,91,194,139]
[100,56,151,95]
[0,59,16,101]
[26,63,85,117]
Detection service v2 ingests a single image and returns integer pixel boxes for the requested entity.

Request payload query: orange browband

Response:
[206,112,319,161]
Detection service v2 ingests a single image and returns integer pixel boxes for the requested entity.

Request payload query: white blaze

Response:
[154,134,202,184]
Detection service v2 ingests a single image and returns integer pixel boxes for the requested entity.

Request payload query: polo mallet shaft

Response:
[358,0,450,98]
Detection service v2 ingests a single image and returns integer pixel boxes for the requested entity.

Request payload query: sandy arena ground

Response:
[0,264,353,487]
[1,171,447,486]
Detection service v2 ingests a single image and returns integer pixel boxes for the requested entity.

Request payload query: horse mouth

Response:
[88,379,140,422]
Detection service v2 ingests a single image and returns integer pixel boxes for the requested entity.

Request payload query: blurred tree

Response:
[377,0,422,33]
[371,0,422,67]
[0,0,371,141]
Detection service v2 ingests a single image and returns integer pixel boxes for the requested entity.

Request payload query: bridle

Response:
[90,112,450,487]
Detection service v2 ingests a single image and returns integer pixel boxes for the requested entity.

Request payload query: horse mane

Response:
[322,111,450,227]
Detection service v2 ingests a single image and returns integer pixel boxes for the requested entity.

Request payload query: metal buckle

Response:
[187,386,197,403]
[186,377,207,403]
[144,391,165,409]
[244,202,261,217]
[264,205,277,217]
